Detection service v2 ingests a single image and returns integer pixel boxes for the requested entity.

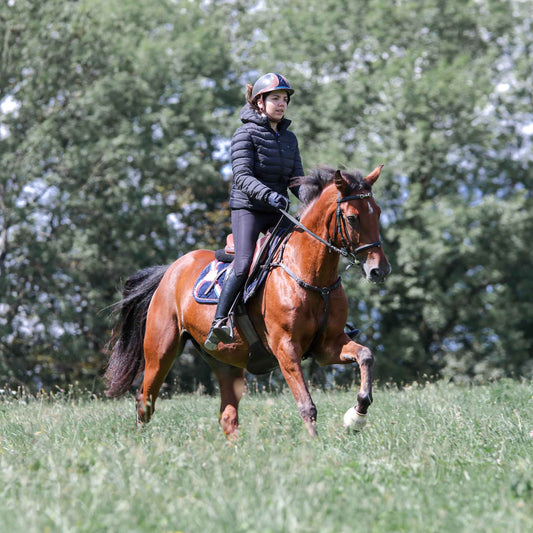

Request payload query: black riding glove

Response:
[266,191,289,211]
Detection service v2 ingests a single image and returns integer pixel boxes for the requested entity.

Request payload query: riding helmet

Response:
[251,73,294,102]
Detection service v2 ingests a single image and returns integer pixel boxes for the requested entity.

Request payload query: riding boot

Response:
[204,269,244,350]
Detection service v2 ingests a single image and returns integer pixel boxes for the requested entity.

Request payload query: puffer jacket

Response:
[229,105,304,212]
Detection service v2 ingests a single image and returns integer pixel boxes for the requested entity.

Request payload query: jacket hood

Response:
[239,105,291,130]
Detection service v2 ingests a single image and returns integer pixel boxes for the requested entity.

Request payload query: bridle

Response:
[333,191,382,266]
[279,190,382,269]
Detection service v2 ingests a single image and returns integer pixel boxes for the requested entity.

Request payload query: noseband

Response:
[334,192,382,265]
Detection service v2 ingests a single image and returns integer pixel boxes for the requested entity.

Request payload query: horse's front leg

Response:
[316,335,374,431]
[276,339,318,438]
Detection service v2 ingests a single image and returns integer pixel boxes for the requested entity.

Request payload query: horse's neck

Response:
[284,200,340,287]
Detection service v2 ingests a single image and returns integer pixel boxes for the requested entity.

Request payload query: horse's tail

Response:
[104,265,169,398]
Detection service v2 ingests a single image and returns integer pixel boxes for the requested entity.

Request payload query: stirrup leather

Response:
[204,316,235,350]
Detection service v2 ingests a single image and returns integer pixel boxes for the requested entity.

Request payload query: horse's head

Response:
[333,165,391,282]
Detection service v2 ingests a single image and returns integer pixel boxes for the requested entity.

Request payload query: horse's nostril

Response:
[369,267,382,281]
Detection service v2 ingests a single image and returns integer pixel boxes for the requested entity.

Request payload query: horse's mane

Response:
[296,166,367,207]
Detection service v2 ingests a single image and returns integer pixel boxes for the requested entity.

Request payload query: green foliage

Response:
[0,381,532,532]
[0,0,241,387]
[1,0,532,389]
[227,0,533,382]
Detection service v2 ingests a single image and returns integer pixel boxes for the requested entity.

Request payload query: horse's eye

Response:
[347,215,358,228]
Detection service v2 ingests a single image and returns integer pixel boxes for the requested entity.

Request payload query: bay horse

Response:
[105,165,390,437]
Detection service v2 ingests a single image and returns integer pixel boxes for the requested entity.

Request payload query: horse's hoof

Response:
[224,429,239,443]
[136,399,151,425]
[343,406,367,431]
[305,420,318,439]
[136,409,149,425]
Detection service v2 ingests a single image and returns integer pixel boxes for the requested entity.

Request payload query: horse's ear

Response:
[364,164,384,186]
[334,170,350,195]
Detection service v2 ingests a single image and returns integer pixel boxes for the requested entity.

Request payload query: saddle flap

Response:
[254,234,269,264]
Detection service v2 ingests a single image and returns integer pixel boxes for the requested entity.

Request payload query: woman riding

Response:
[204,72,304,350]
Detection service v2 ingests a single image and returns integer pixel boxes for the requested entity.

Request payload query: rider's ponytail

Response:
[246,84,261,111]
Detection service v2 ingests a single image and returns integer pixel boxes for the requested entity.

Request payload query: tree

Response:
[1,0,531,390]
[232,0,533,381]
[0,0,241,389]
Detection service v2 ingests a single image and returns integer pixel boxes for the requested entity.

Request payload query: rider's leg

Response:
[204,209,283,350]
[204,209,260,349]
[204,268,246,348]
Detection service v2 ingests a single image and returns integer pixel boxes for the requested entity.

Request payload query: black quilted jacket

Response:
[229,105,304,212]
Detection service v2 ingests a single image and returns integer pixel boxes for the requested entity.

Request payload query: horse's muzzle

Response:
[362,255,391,283]
[368,266,388,283]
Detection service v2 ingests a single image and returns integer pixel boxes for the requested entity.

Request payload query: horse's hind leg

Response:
[214,365,245,437]
[137,310,183,423]
[200,352,245,437]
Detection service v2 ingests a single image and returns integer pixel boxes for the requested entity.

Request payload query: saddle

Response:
[214,232,271,274]
[215,228,275,277]
[193,223,291,304]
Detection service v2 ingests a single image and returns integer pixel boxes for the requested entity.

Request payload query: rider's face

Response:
[259,90,289,121]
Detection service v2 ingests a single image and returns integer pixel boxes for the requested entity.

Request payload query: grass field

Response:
[0,379,532,533]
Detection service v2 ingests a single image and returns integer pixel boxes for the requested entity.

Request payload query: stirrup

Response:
[204,316,234,350]
[346,328,360,340]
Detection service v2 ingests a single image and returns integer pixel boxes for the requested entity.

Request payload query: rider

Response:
[204,72,304,350]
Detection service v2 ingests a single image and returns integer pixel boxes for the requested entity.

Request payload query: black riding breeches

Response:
[230,208,284,279]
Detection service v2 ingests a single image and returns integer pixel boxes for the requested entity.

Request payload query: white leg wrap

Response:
[343,406,367,431]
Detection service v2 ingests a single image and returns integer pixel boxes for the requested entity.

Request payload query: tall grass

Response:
[0,380,532,532]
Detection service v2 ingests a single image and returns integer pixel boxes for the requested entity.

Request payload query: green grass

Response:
[0,380,532,533]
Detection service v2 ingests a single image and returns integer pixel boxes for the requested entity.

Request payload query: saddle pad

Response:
[192,260,231,304]
[193,226,291,305]
[191,259,263,304]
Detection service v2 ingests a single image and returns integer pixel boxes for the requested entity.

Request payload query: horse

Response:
[104,165,390,438]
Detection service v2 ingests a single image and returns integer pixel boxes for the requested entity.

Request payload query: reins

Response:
[279,208,349,259]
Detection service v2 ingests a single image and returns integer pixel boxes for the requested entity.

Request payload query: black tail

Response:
[104,265,169,397]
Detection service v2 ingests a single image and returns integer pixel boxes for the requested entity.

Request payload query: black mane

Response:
[297,166,367,207]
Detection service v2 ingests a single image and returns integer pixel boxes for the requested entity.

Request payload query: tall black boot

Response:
[204,269,244,350]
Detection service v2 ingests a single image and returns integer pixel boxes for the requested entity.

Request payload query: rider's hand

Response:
[266,191,289,211]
